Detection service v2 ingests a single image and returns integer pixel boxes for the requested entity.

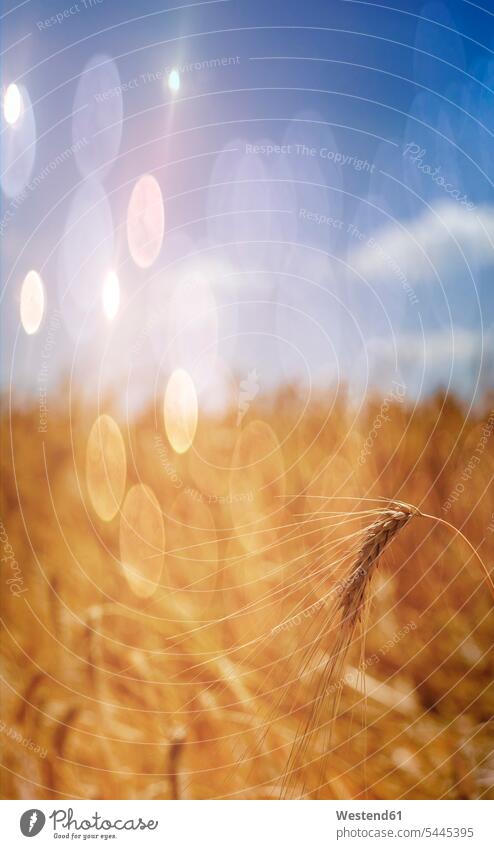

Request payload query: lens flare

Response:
[119,484,165,599]
[102,270,120,321]
[1,83,36,197]
[86,415,127,521]
[3,83,22,125]
[126,174,164,269]
[20,270,44,335]
[168,69,180,92]
[164,369,198,454]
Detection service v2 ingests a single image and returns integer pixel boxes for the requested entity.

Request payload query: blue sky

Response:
[1,0,493,409]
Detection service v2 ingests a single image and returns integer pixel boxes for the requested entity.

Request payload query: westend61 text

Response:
[336,810,402,820]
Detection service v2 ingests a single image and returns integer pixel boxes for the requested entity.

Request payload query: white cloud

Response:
[349,202,494,286]
[360,327,494,399]
[377,328,489,365]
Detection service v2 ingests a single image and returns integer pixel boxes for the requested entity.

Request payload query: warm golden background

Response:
[1,387,493,800]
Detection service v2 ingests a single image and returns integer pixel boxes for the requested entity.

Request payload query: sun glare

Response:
[3,83,22,125]
[102,270,120,321]
[168,69,180,92]
[20,270,44,335]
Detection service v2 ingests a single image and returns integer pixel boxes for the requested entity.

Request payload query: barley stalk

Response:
[339,504,416,629]
[282,502,416,798]
[281,498,494,798]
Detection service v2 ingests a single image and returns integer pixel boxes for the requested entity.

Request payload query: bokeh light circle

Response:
[20,270,45,335]
[86,414,127,521]
[1,83,36,197]
[3,83,22,125]
[127,175,164,269]
[102,270,120,321]
[164,368,198,455]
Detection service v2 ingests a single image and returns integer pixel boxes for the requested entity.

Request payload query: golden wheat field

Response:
[1,387,493,800]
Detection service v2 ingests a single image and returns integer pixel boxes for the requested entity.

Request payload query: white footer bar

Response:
[1,799,491,847]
